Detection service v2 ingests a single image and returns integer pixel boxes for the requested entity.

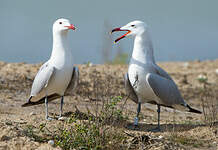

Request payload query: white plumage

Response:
[112,20,201,131]
[22,18,79,120]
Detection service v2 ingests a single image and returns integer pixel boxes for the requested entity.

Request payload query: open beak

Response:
[65,24,76,30]
[111,27,131,43]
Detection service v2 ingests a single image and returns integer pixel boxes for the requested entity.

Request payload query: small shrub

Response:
[22,96,128,150]
[169,134,204,148]
[99,96,128,124]
[197,74,218,127]
[54,115,127,150]
[22,124,48,143]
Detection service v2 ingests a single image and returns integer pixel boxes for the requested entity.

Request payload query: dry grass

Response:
[0,60,217,149]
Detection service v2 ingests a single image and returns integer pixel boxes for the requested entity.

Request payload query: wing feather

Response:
[30,61,55,96]
[146,73,185,106]
[65,66,79,95]
[124,73,138,103]
[153,64,172,80]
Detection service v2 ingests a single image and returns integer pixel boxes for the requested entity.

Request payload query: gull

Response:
[111,20,201,131]
[22,18,79,120]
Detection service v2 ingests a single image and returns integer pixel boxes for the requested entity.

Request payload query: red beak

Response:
[65,24,76,30]
[111,27,122,33]
[111,27,131,43]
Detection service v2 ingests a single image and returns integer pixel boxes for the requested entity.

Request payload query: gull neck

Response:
[50,31,71,60]
[131,30,155,64]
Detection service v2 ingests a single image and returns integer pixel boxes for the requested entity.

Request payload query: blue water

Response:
[0,0,218,64]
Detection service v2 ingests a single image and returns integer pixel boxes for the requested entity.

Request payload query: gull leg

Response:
[59,96,64,118]
[134,102,141,126]
[45,95,52,121]
[149,104,161,132]
[157,104,161,130]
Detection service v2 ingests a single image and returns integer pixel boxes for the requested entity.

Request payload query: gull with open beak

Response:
[111,20,201,131]
[22,18,79,120]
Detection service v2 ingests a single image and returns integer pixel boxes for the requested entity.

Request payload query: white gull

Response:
[22,18,79,120]
[111,20,201,131]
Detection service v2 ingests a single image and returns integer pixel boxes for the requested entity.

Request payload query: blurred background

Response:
[0,0,218,64]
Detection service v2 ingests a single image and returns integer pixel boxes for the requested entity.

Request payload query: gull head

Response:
[111,20,147,43]
[53,18,76,34]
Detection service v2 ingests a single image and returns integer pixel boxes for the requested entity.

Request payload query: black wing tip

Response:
[187,104,202,114]
[21,94,61,107]
[21,102,33,107]
[21,96,33,107]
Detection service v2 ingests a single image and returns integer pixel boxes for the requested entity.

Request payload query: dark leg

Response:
[134,102,141,126]
[59,96,64,117]
[148,104,161,132]
[157,104,161,130]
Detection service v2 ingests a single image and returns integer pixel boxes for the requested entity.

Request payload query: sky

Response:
[0,0,218,64]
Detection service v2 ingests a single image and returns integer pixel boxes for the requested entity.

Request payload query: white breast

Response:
[128,63,159,103]
[47,54,73,95]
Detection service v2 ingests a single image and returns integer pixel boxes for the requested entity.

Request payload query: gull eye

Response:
[131,25,135,27]
[59,22,62,24]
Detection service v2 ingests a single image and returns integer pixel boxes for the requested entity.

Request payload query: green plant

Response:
[54,117,126,150]
[197,74,218,127]
[99,96,128,124]
[54,96,128,149]
[21,96,129,150]
[169,134,204,148]
[22,124,48,143]
[111,52,128,65]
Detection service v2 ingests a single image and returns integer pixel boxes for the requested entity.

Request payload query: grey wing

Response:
[30,61,55,96]
[65,66,79,95]
[124,73,138,103]
[146,73,185,106]
[153,64,173,80]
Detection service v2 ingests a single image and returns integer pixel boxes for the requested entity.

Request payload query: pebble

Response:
[58,117,65,121]
[1,135,10,141]
[215,69,218,75]
[197,74,208,83]
[197,74,207,80]
[158,135,163,139]
[5,120,12,126]
[186,116,193,120]
[183,62,189,68]
[88,62,93,67]
[29,112,36,116]
[48,140,55,146]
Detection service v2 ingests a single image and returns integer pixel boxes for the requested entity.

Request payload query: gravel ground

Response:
[0,60,217,149]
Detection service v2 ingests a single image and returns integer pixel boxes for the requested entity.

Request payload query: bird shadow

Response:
[51,109,90,120]
[123,121,206,132]
[50,108,214,133]
[59,110,203,133]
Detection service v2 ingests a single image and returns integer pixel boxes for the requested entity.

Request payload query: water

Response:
[0,0,218,64]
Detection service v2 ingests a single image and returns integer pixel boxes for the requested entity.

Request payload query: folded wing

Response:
[146,72,185,106]
[65,66,79,96]
[30,61,55,96]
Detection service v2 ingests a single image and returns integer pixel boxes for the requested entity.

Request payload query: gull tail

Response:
[21,94,60,107]
[187,104,202,114]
